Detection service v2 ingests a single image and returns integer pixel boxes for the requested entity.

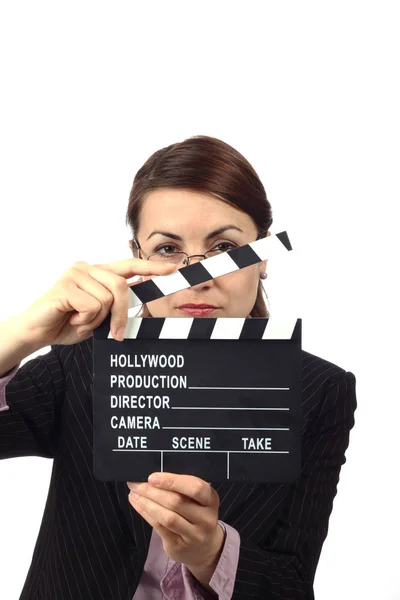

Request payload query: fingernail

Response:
[115,327,125,341]
[148,474,161,485]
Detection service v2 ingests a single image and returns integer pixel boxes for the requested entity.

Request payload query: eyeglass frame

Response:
[130,233,265,267]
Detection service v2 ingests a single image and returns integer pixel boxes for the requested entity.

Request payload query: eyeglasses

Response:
[130,234,264,267]
[132,242,233,267]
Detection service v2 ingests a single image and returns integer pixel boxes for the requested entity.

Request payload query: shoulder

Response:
[301,348,352,383]
[300,349,357,427]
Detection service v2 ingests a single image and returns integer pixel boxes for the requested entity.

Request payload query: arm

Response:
[0,336,70,459]
[0,314,44,377]
[0,363,20,411]
[160,521,240,599]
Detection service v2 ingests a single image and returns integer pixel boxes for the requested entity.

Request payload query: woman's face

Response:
[131,188,268,318]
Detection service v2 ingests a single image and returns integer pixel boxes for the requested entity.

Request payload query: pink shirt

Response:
[0,363,240,599]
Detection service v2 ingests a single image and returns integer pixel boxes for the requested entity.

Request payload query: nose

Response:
[188,261,215,291]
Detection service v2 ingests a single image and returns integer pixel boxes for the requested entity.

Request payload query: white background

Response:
[0,1,399,598]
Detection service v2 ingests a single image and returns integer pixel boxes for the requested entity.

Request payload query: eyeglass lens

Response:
[148,249,226,265]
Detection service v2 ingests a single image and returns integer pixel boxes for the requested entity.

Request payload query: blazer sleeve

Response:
[231,370,357,600]
[0,344,71,460]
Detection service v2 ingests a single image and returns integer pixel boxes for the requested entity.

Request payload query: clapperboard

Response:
[93,231,302,483]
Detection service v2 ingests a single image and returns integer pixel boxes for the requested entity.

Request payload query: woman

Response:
[0,135,357,600]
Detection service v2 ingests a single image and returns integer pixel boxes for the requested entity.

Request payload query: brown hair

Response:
[125,135,273,317]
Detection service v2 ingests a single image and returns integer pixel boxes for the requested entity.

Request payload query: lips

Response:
[177,303,218,317]
[178,304,217,309]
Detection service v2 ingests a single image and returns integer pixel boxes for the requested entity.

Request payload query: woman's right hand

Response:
[15,258,177,348]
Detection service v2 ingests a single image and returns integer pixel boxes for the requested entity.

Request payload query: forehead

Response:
[139,188,256,234]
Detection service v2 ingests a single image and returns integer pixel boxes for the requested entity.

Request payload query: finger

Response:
[147,473,218,507]
[129,498,178,542]
[129,492,195,539]
[55,281,102,324]
[127,482,209,526]
[66,267,125,338]
[93,258,178,278]
[66,270,114,328]
[84,265,130,336]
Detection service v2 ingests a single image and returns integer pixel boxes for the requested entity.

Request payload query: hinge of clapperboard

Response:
[94,231,300,341]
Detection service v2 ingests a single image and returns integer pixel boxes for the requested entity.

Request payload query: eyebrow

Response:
[146,225,244,242]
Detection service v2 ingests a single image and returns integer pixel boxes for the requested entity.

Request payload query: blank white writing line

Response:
[112,449,290,454]
[171,407,290,411]
[162,427,290,430]
[188,387,290,390]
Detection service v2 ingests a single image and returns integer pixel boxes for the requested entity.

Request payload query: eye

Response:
[211,241,237,252]
[155,244,181,254]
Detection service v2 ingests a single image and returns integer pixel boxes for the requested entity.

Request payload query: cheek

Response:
[230,266,258,286]
[222,268,259,298]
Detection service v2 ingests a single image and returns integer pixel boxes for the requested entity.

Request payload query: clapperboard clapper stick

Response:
[126,230,292,308]
[93,230,303,483]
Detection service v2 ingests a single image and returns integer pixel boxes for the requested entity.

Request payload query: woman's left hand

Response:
[127,472,224,572]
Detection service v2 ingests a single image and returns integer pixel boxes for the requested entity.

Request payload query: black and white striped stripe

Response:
[128,230,292,308]
[94,316,300,341]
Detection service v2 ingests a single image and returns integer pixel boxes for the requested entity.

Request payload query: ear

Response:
[258,231,271,274]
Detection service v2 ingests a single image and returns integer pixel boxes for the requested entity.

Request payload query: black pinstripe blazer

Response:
[0,339,356,600]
